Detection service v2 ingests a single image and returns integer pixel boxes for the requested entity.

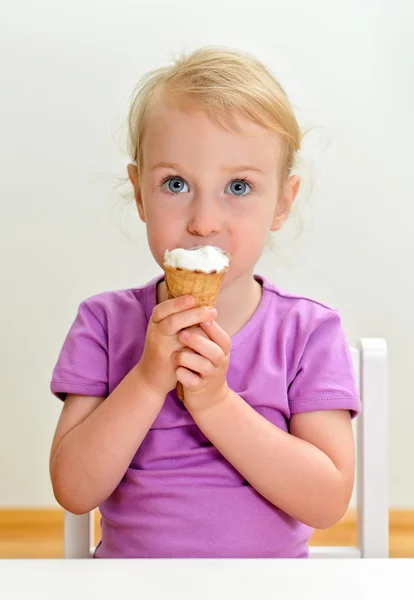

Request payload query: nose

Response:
[187,196,222,238]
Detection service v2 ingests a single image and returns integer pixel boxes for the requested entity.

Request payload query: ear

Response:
[127,163,146,223]
[270,175,301,232]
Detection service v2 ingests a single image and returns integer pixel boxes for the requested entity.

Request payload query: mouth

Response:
[186,245,227,252]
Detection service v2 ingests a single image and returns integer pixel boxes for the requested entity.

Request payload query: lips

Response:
[185,245,227,252]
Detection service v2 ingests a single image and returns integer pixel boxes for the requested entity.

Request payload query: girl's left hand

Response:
[174,319,231,413]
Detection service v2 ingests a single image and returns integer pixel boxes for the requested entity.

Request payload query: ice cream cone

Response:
[163,265,228,308]
[163,255,230,401]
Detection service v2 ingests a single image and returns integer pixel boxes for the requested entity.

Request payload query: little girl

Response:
[49,46,361,558]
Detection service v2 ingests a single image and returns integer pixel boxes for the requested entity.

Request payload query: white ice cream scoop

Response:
[164,246,230,273]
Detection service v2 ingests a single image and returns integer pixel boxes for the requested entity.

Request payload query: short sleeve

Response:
[288,309,361,419]
[50,300,108,401]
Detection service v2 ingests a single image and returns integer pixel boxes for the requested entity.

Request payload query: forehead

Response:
[143,102,283,172]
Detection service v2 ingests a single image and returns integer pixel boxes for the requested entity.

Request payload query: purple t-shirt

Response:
[50,273,360,558]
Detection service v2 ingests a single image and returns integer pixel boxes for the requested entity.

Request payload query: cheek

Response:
[231,213,271,257]
[149,210,184,239]
[147,199,184,223]
[235,209,270,240]
[145,211,183,263]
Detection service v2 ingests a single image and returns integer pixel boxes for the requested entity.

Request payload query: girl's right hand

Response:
[136,295,217,398]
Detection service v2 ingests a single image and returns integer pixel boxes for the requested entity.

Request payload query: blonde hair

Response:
[115,46,316,255]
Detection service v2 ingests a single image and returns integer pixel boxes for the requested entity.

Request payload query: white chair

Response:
[64,338,388,559]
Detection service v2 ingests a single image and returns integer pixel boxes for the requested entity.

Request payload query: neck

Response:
[157,270,263,338]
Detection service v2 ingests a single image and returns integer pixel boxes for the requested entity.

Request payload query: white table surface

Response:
[1,559,413,600]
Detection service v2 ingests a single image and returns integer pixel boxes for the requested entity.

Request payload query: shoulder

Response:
[78,275,161,331]
[261,275,342,331]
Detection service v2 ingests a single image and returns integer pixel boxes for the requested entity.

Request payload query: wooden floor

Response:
[0,509,413,558]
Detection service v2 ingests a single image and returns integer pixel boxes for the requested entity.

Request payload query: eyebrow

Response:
[150,162,264,175]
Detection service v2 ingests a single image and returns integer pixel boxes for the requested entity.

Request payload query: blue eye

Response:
[226,180,252,196]
[162,177,189,194]
[159,176,253,196]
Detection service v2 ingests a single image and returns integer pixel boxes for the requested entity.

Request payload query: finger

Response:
[151,295,195,324]
[179,328,224,367]
[199,320,232,356]
[174,348,215,378]
[158,306,217,337]
[176,367,201,389]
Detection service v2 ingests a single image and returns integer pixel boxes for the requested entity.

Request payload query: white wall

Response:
[0,0,412,508]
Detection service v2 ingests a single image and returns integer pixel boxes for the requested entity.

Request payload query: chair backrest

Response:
[64,337,389,559]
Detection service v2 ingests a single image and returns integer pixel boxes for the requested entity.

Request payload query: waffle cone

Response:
[163,257,230,401]
[163,265,227,308]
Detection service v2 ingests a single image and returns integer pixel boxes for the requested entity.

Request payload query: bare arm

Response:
[49,295,217,515]
[49,365,165,515]
[189,389,355,529]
